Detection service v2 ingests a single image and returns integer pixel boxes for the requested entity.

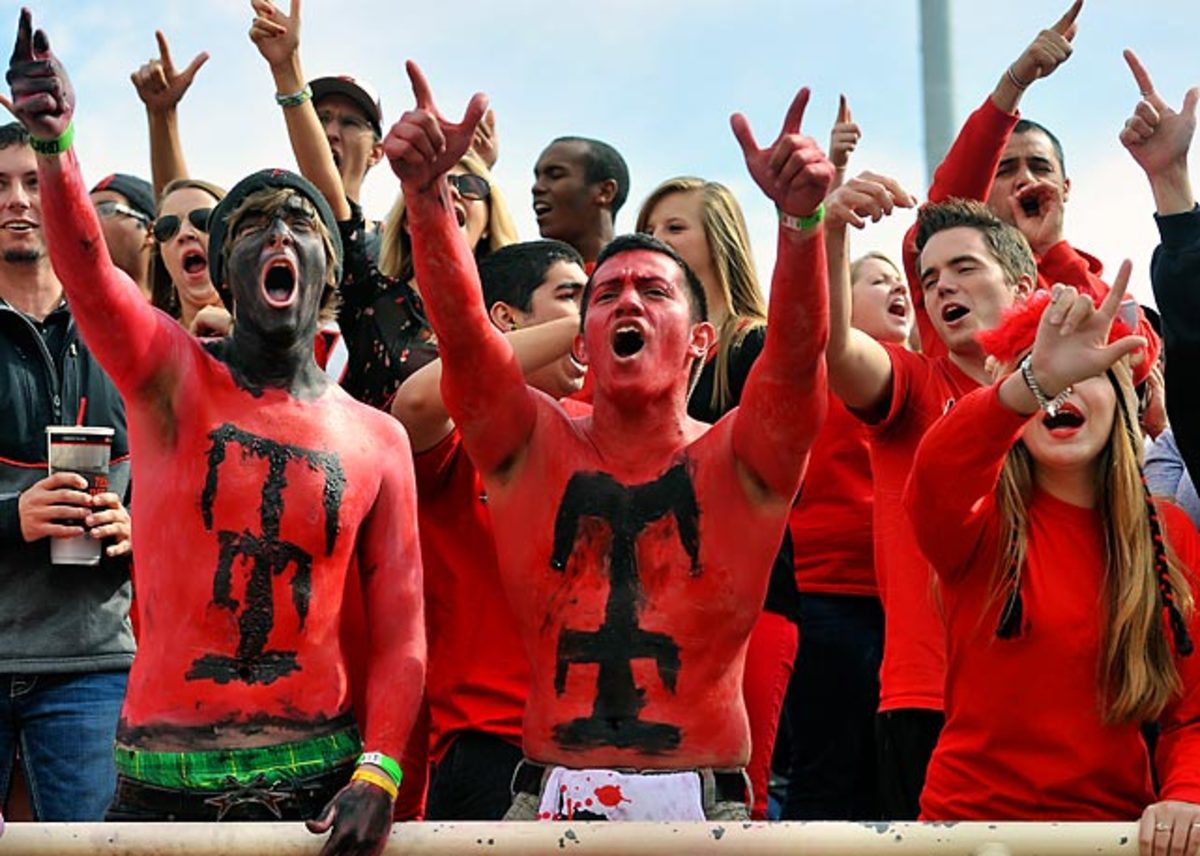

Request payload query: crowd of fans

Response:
[2,1,1200,855]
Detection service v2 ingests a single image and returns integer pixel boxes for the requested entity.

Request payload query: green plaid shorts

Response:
[114,722,362,791]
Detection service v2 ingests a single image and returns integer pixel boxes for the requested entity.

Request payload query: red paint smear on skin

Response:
[594,784,629,807]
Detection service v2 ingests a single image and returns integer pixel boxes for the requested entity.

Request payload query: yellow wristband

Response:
[351,768,398,800]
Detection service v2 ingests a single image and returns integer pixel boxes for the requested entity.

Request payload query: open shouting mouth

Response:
[181,248,208,277]
[1043,401,1085,437]
[261,256,299,308]
[941,302,969,324]
[612,323,646,358]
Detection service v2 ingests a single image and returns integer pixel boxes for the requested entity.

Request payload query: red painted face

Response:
[579,249,709,403]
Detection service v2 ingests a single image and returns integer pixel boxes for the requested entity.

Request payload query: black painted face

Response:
[226,193,327,342]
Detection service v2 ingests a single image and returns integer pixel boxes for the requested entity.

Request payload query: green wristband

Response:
[30,122,74,156]
[357,751,403,787]
[275,85,313,109]
[778,203,825,232]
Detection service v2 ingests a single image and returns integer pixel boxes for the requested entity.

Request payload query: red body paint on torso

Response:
[121,351,394,741]
[39,151,423,757]
[403,171,827,772]
[489,407,784,769]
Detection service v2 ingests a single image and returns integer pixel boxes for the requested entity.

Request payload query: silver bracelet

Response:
[1018,354,1071,416]
[1006,65,1031,91]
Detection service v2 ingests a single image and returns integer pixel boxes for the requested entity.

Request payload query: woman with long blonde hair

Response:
[338,150,518,408]
[636,177,765,413]
[904,273,1200,844]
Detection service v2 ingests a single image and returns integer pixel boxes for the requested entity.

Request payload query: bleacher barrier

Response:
[0,821,1142,854]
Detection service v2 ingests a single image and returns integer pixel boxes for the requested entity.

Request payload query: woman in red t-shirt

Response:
[905,274,1200,853]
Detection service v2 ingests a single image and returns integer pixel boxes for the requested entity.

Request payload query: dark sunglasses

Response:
[153,208,213,243]
[94,200,152,227]
[448,173,490,201]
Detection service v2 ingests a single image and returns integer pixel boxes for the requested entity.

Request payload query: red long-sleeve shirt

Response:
[901,97,1149,360]
[415,429,528,763]
[905,383,1200,819]
[866,345,979,712]
[789,392,876,597]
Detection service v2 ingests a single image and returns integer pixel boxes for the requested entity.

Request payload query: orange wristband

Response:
[351,768,398,800]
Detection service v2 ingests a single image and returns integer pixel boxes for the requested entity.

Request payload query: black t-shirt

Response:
[688,326,800,623]
[335,201,439,409]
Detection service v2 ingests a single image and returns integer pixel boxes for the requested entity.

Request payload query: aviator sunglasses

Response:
[153,208,213,243]
[447,173,490,201]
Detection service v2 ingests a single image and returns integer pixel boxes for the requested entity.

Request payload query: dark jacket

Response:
[0,298,134,673]
[1152,205,1200,492]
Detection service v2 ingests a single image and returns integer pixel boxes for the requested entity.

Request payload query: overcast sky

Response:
[3,1,1197,304]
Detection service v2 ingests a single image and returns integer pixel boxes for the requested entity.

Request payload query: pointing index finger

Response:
[406,59,436,113]
[779,86,810,138]
[1052,0,1083,37]
[11,8,33,65]
[1098,259,1133,320]
[155,30,176,74]
[837,93,851,124]
[1123,49,1156,98]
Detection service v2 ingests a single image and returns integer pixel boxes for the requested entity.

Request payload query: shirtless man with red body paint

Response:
[387,61,832,820]
[5,12,421,855]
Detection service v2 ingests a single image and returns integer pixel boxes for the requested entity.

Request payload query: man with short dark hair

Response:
[822,174,1035,818]
[0,120,134,822]
[900,2,1153,362]
[89,173,154,299]
[532,135,630,268]
[7,13,423,854]
[392,60,830,822]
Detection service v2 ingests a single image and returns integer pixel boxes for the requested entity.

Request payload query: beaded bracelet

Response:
[275,85,313,109]
[30,122,74,156]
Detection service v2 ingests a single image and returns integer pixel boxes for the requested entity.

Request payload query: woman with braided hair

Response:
[904,270,1200,852]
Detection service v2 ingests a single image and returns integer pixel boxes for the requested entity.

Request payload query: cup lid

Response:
[45,425,115,439]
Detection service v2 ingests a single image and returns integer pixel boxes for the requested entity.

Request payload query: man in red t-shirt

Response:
[823,172,1036,818]
[900,1,1156,363]
[391,240,588,819]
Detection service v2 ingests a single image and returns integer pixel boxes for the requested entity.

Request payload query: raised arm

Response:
[308,421,424,856]
[5,10,175,395]
[249,0,350,221]
[391,315,579,453]
[386,62,534,477]
[827,95,859,192]
[726,88,833,498]
[1121,50,1200,487]
[823,171,916,413]
[907,264,1144,578]
[129,30,207,197]
[902,0,1081,352]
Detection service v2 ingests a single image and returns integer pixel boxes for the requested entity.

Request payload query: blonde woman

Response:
[904,272,1200,850]
[339,150,518,408]
[637,176,796,820]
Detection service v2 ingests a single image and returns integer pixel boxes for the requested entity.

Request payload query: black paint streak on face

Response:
[548,463,701,754]
[189,423,345,686]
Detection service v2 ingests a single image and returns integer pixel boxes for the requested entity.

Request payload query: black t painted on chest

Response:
[549,463,701,753]
[187,423,346,686]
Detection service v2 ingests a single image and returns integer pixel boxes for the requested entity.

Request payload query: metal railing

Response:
[0,821,1141,855]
